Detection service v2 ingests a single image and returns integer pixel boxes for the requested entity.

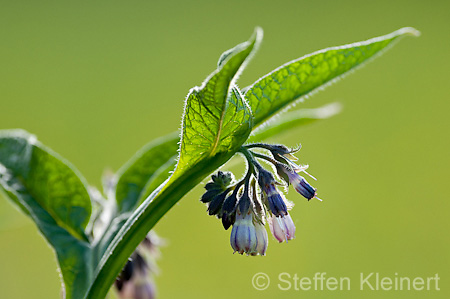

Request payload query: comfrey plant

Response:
[0,27,418,298]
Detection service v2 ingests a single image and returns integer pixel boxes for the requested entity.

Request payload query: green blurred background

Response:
[1,0,449,298]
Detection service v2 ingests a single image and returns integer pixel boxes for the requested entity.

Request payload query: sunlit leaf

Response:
[0,130,91,240]
[245,27,420,128]
[0,130,93,299]
[172,30,262,179]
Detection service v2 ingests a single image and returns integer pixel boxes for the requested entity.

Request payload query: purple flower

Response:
[117,255,156,299]
[116,233,162,299]
[258,169,288,216]
[266,188,288,216]
[119,274,156,299]
[230,210,268,256]
[290,173,316,200]
[269,214,296,243]
[278,165,317,200]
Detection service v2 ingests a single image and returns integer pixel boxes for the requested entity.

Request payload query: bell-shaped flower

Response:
[230,210,268,256]
[269,213,296,243]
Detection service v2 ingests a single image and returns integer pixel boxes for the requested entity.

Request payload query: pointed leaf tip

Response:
[397,27,421,37]
[253,26,264,43]
[217,27,263,68]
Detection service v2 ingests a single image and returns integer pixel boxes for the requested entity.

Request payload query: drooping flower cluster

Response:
[200,143,319,256]
[115,232,163,299]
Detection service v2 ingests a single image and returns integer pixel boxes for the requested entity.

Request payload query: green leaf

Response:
[248,102,342,142]
[173,27,263,179]
[0,130,91,240]
[245,27,420,128]
[84,28,262,299]
[174,86,252,179]
[0,130,93,299]
[138,155,177,202]
[93,134,179,266]
[115,131,179,213]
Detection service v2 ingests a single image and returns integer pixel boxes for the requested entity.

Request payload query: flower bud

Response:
[201,171,234,203]
[221,192,238,230]
[201,189,221,203]
[269,214,296,243]
[212,171,233,187]
[207,190,228,216]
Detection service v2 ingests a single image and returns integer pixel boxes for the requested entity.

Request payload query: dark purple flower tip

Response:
[267,190,288,217]
[289,172,316,200]
[277,165,317,200]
